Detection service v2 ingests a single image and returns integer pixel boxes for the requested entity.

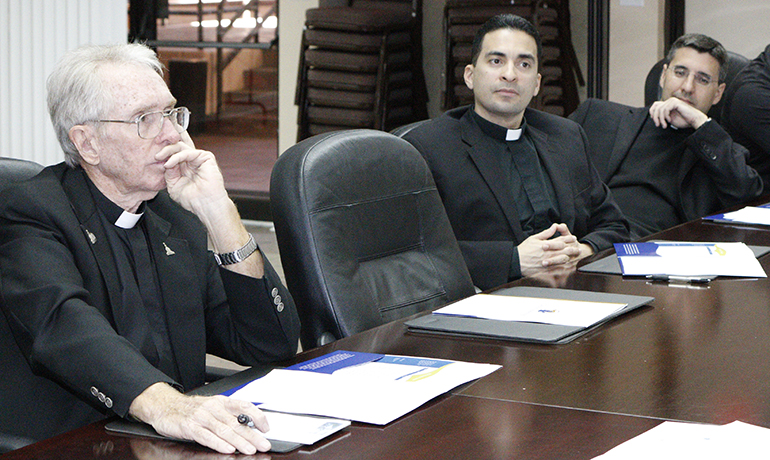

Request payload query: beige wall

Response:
[608,0,665,106]
[278,0,318,155]
[685,0,770,59]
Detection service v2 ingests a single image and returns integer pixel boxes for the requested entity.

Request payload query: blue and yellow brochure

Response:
[614,241,766,278]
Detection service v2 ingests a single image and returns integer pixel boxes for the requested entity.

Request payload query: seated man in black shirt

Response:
[570,33,763,239]
[0,43,299,454]
[402,14,629,290]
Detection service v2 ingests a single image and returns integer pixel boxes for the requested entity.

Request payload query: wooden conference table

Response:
[7,212,770,459]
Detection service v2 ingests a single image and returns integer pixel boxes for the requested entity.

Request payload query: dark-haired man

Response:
[570,34,763,239]
[401,14,629,290]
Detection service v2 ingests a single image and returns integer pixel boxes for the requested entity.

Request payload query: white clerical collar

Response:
[114,210,144,229]
[506,128,523,141]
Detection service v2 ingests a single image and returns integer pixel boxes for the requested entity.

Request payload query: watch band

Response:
[213,233,258,266]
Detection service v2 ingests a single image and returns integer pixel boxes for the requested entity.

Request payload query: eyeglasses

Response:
[95,107,190,139]
[667,65,715,87]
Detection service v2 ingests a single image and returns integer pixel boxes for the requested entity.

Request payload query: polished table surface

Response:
[7,214,770,459]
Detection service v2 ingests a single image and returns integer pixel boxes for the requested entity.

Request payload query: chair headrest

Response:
[0,157,44,192]
[274,129,435,213]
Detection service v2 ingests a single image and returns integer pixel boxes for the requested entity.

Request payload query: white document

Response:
[593,420,770,459]
[615,241,767,278]
[432,294,626,328]
[229,351,501,425]
[262,411,350,445]
[717,206,770,226]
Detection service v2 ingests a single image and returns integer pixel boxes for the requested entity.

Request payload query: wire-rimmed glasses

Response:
[95,107,190,139]
[666,65,715,87]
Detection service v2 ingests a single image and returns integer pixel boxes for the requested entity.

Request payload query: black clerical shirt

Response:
[86,179,181,383]
[469,109,559,279]
[469,110,559,235]
[607,116,692,239]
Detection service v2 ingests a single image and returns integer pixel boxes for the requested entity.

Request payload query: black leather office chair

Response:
[0,157,43,453]
[0,157,44,191]
[271,130,476,350]
[643,51,750,123]
[389,118,430,138]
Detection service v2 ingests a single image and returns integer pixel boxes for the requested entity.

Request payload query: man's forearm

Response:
[194,196,265,278]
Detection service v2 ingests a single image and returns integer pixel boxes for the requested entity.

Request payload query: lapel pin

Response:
[163,242,176,256]
[85,229,97,244]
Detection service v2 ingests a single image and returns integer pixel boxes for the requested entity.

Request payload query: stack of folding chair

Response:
[295,0,428,141]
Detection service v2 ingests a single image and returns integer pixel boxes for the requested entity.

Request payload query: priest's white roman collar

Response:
[114,209,143,229]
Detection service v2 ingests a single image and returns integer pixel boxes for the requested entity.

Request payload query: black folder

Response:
[104,419,301,453]
[103,419,301,454]
[404,286,654,344]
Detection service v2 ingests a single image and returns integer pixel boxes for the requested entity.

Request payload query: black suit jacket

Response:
[570,98,763,236]
[403,106,629,290]
[721,44,770,185]
[0,164,300,442]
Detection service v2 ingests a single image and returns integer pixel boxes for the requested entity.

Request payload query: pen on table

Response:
[237,413,255,429]
[646,274,716,284]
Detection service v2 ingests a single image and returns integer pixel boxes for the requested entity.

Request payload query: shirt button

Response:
[276,302,285,312]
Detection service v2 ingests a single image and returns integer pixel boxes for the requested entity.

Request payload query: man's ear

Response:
[464,64,475,90]
[658,63,668,91]
[712,82,726,106]
[69,125,100,166]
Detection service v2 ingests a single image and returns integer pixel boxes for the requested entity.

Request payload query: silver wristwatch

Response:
[213,234,258,266]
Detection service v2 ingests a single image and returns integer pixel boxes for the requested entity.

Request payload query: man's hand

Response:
[649,97,710,130]
[129,382,271,455]
[518,223,593,277]
[156,132,229,216]
[157,132,264,278]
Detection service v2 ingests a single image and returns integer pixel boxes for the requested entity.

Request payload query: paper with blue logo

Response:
[614,241,766,278]
[228,350,500,425]
[704,202,770,226]
[432,294,626,328]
